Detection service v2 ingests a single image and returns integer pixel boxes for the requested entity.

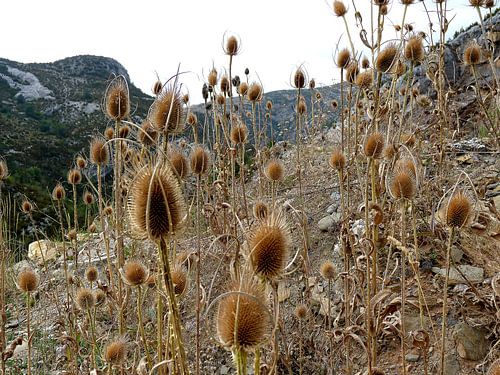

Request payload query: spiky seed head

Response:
[416,94,432,107]
[297,97,307,115]
[293,68,306,89]
[169,149,189,180]
[331,100,338,109]
[105,76,129,120]
[122,260,148,286]
[186,112,197,127]
[21,200,33,214]
[104,339,127,366]
[404,36,425,63]
[104,205,113,216]
[85,266,99,283]
[484,0,494,7]
[238,82,249,96]
[216,94,226,106]
[151,87,184,134]
[390,169,416,200]
[202,83,209,100]
[468,0,483,5]
[362,57,370,69]
[128,163,187,240]
[356,70,373,89]
[67,169,82,185]
[220,76,230,94]
[316,92,322,100]
[249,211,291,279]
[230,124,248,145]
[253,202,269,220]
[90,138,109,166]
[401,133,416,148]
[76,288,95,310]
[400,0,415,4]
[76,156,87,169]
[247,82,263,102]
[182,93,189,104]
[225,35,239,56]
[95,289,106,306]
[217,280,269,349]
[395,158,416,178]
[68,229,77,241]
[190,146,210,175]
[337,48,350,68]
[265,159,284,182]
[294,304,309,320]
[0,159,8,181]
[118,125,130,139]
[345,62,359,83]
[83,191,94,205]
[320,261,336,280]
[266,100,273,111]
[88,223,96,233]
[152,80,162,95]
[137,120,158,147]
[52,183,66,201]
[208,69,218,87]
[464,43,481,66]
[445,191,473,228]
[364,132,385,158]
[17,268,38,293]
[380,4,388,14]
[333,0,347,16]
[376,44,398,72]
[329,149,346,171]
[309,79,316,89]
[104,127,114,140]
[172,266,187,296]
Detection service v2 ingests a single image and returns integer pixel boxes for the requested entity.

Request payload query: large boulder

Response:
[28,240,59,264]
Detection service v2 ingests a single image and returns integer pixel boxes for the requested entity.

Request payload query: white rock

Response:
[432,265,484,284]
[28,240,59,264]
[318,215,334,231]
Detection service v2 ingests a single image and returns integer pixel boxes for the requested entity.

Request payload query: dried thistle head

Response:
[168,148,189,180]
[122,260,148,286]
[17,268,38,293]
[127,163,187,240]
[83,191,94,205]
[138,120,158,146]
[266,100,273,111]
[186,112,197,127]
[376,44,398,72]
[345,62,359,83]
[90,138,109,166]
[67,169,82,185]
[297,97,307,115]
[190,146,211,176]
[52,183,66,201]
[248,210,291,279]
[238,82,249,96]
[95,289,106,306]
[104,126,114,140]
[320,261,336,280]
[464,43,482,66]
[329,149,346,171]
[362,56,370,69]
[293,68,306,89]
[356,70,373,89]
[294,304,309,320]
[216,94,226,106]
[364,132,385,159]
[76,288,95,310]
[152,80,162,96]
[333,0,347,16]
[265,159,284,182]
[337,48,351,68]
[105,76,130,120]
[309,79,316,89]
[85,266,99,283]
[404,36,425,63]
[150,86,184,134]
[230,124,248,145]
[216,279,270,350]
[104,338,128,366]
[253,201,269,220]
[225,35,240,56]
[76,156,87,169]
[247,82,263,102]
[208,68,218,87]
[220,76,230,94]
[21,199,33,214]
[442,191,473,228]
[468,0,484,5]
[389,169,416,200]
[331,100,338,110]
[384,144,398,160]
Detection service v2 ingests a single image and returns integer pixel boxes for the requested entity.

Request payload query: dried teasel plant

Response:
[104,75,130,120]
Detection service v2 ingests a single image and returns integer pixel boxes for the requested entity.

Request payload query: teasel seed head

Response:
[356,69,373,89]
[76,288,95,310]
[345,62,359,83]
[331,100,338,110]
[293,68,306,89]
[230,124,248,145]
[216,94,226,106]
[376,44,398,72]
[389,169,416,200]
[138,120,158,147]
[444,191,473,228]
[127,163,187,240]
[104,126,114,140]
[294,304,309,320]
[88,223,96,233]
[249,210,291,279]
[76,156,87,169]
[68,229,77,241]
[202,83,209,100]
[104,338,128,366]
[416,94,432,108]
[362,56,370,69]
[95,289,106,306]
[104,205,113,216]
[266,100,273,111]
[333,0,347,16]
[320,261,336,280]
[17,268,38,293]
[67,169,82,185]
[468,0,483,5]
[121,260,148,286]
[253,201,269,220]
[105,76,130,120]
[190,146,211,176]
[52,183,66,201]
[297,97,307,115]
[151,86,184,134]
[225,35,239,56]
[90,138,109,166]
[85,266,99,283]
[82,191,94,206]
[216,279,270,350]
[364,132,385,159]
[21,199,33,214]
[404,36,425,63]
[186,112,197,127]
[220,75,230,94]
[329,149,346,171]
[169,149,189,180]
[464,43,481,66]
[483,0,494,7]
[208,68,218,87]
[380,4,388,15]
[309,78,316,89]
[265,159,284,182]
[337,48,351,68]
[247,82,263,102]
[172,266,187,296]
[239,82,249,96]
[118,125,130,139]
[152,80,162,96]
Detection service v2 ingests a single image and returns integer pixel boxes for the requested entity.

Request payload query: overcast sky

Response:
[1,0,484,103]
